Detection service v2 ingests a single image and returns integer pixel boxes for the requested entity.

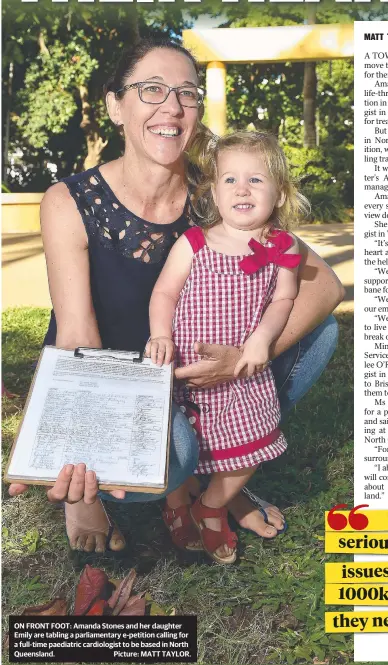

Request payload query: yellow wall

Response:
[2,193,43,234]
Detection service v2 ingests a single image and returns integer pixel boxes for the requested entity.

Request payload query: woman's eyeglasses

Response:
[115,81,205,108]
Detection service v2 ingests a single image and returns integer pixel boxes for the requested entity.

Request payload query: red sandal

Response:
[190,494,237,565]
[162,503,203,552]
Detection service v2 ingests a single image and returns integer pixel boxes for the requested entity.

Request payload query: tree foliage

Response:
[2,0,191,190]
[18,36,98,149]
[4,0,386,216]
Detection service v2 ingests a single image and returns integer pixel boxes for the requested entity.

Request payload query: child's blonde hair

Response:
[192,130,310,234]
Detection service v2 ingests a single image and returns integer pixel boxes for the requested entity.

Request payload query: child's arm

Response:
[145,234,193,365]
[234,236,299,378]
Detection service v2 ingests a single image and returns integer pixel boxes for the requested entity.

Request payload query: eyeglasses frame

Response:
[114,81,205,107]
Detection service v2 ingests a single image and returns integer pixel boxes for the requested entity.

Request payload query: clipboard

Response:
[5,345,173,494]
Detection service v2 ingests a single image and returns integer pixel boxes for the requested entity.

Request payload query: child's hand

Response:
[234,335,270,378]
[145,337,175,366]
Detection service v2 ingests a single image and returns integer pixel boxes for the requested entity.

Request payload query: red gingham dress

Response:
[173,226,289,475]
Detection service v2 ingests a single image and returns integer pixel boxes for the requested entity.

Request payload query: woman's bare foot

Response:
[228,493,285,538]
[65,499,125,553]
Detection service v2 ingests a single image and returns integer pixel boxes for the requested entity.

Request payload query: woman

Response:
[8,37,344,553]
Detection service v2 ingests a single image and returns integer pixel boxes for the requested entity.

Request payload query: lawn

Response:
[2,307,359,665]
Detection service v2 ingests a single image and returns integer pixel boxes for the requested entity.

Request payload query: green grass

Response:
[1,307,362,665]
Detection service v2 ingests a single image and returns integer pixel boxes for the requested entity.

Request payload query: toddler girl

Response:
[146,131,309,564]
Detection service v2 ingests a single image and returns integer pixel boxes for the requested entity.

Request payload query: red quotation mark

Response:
[327,504,370,531]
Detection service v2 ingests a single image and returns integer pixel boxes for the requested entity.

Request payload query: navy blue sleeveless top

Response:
[43,166,197,352]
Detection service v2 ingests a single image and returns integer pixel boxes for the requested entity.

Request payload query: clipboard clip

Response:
[74,347,144,363]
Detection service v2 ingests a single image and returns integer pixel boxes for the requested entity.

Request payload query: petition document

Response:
[6,347,172,488]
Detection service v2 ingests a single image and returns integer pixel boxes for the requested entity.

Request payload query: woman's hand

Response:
[234,336,270,378]
[145,337,175,366]
[175,341,247,389]
[8,463,126,502]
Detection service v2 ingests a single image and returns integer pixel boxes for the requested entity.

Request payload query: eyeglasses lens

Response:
[139,83,203,107]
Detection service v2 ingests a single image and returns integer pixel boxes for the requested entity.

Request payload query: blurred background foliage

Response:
[2,0,386,219]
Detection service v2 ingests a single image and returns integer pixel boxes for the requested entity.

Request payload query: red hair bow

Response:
[239,230,301,275]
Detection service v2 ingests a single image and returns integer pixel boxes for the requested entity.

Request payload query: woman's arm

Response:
[175,240,344,388]
[40,183,102,350]
[270,236,345,357]
[9,183,124,502]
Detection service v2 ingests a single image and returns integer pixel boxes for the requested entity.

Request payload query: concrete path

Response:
[2,223,354,312]
[296,223,354,313]
[2,232,50,310]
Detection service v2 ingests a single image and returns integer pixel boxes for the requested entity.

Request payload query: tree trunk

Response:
[79,84,107,170]
[303,62,317,148]
[130,5,140,42]
[303,6,317,148]
[38,30,50,56]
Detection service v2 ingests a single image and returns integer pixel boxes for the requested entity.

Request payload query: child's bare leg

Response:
[187,476,284,535]
[166,481,191,509]
[201,466,258,559]
[186,476,201,497]
[166,481,201,549]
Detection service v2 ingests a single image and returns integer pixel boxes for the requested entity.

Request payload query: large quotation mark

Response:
[327,504,370,531]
